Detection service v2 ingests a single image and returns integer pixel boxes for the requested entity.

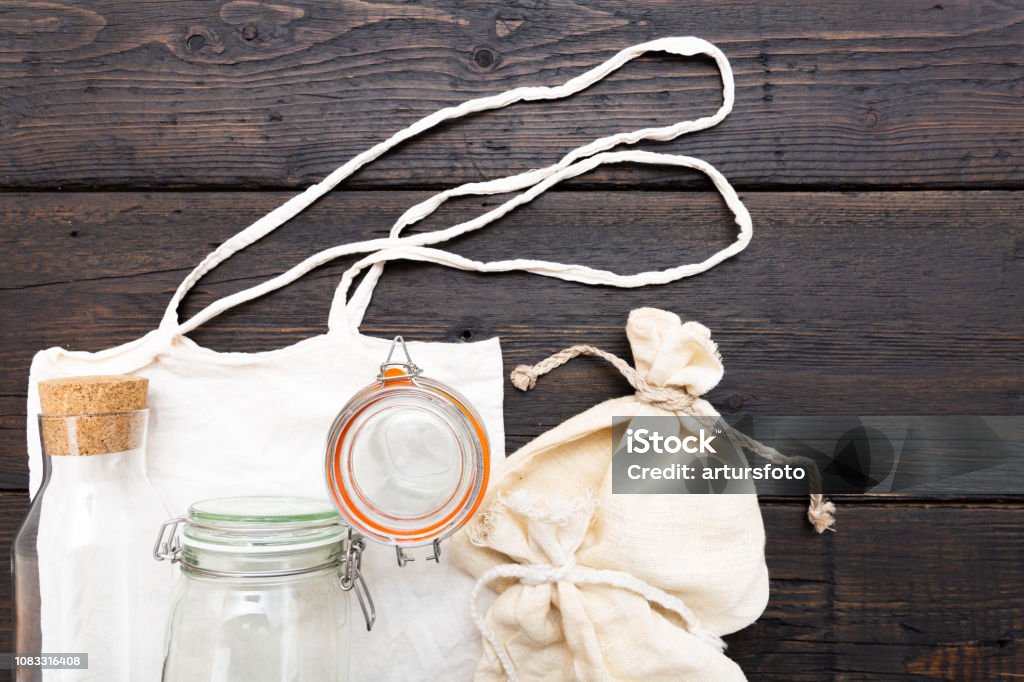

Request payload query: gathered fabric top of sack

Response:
[452,308,834,681]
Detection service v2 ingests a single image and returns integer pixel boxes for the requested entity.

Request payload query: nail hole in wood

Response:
[472,48,496,69]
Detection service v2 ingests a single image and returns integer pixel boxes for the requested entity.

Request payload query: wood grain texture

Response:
[2,190,1022,489]
[0,1,1022,190]
[1,5,1023,677]
[725,501,1024,680]
[0,493,17,662]
[0,494,1020,679]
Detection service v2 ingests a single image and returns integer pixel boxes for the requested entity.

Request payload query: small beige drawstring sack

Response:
[452,308,834,681]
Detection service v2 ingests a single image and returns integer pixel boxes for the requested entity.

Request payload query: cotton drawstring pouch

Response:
[27,37,754,680]
[452,308,834,681]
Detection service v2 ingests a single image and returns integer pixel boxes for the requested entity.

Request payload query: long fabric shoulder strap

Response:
[159,37,749,338]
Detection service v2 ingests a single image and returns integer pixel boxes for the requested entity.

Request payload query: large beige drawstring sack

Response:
[452,308,834,681]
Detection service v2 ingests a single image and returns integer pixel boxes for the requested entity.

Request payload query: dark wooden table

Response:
[1,2,1022,679]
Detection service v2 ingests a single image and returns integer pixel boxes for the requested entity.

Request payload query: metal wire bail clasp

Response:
[395,538,443,567]
[339,536,375,631]
[377,336,422,382]
[153,516,186,563]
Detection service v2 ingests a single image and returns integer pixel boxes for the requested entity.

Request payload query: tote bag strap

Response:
[327,150,750,334]
[344,40,735,329]
[161,36,739,338]
[175,148,750,336]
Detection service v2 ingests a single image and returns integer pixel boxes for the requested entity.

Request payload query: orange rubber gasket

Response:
[327,375,490,544]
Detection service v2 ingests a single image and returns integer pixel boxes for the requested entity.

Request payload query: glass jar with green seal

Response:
[153,496,373,682]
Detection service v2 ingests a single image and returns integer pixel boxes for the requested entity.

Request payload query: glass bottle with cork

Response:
[13,375,172,681]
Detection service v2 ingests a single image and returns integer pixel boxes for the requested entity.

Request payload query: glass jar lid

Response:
[324,338,490,557]
[181,496,348,553]
[154,496,376,630]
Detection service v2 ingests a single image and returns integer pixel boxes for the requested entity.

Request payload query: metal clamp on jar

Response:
[325,337,491,567]
[154,497,374,682]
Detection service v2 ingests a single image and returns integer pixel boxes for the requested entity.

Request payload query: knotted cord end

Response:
[807,494,836,534]
[510,365,538,391]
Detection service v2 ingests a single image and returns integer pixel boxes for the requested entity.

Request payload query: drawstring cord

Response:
[510,344,698,412]
[510,344,837,534]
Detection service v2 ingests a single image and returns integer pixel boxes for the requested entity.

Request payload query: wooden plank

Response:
[826,504,1024,679]
[0,492,18,659]
[0,2,1022,190]
[0,493,1021,678]
[725,501,1024,680]
[1,190,1021,489]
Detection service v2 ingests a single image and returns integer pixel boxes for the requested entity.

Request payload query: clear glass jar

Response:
[13,409,169,682]
[325,337,490,566]
[154,496,372,682]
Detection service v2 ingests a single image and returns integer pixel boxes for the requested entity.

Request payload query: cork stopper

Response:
[38,375,149,456]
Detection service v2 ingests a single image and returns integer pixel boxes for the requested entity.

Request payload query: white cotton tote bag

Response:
[25,37,752,681]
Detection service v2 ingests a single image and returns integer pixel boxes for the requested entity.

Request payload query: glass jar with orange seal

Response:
[324,337,491,566]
